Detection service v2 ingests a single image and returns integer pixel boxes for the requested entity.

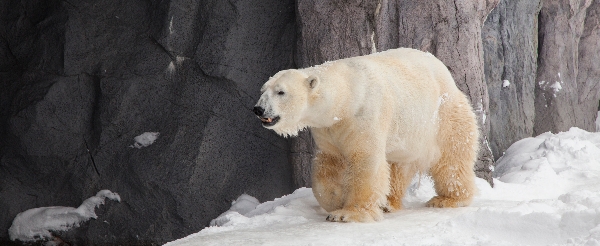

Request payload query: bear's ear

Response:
[307,75,319,89]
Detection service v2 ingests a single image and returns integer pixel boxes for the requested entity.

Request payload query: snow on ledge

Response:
[9,190,121,243]
[130,132,160,149]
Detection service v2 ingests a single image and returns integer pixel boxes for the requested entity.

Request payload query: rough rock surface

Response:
[0,0,296,244]
[482,0,600,159]
[482,0,541,159]
[534,0,595,135]
[575,0,600,132]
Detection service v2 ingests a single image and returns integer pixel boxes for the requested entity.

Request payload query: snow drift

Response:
[167,127,600,246]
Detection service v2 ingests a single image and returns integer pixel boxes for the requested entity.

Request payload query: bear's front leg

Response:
[326,151,390,222]
[312,152,346,212]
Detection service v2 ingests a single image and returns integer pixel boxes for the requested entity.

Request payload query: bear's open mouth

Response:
[260,116,280,127]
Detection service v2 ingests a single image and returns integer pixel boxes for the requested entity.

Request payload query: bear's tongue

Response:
[261,118,273,123]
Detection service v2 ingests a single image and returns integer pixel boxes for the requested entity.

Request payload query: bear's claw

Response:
[326,213,348,222]
[381,200,402,213]
[326,214,346,222]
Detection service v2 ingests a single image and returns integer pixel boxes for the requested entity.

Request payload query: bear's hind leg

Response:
[427,154,476,208]
[384,162,417,212]
[427,94,478,208]
[312,152,346,212]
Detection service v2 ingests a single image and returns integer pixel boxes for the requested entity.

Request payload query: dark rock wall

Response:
[296,0,377,66]
[1,0,600,244]
[1,0,296,244]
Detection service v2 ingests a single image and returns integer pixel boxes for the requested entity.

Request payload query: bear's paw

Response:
[326,208,383,223]
[382,196,403,213]
[426,196,470,208]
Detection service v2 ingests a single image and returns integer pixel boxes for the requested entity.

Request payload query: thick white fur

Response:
[255,48,479,222]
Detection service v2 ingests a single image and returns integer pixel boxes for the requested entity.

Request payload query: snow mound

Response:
[9,190,121,242]
[440,188,600,245]
[209,194,260,227]
[494,127,600,186]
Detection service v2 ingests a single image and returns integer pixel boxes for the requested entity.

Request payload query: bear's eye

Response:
[277,91,285,95]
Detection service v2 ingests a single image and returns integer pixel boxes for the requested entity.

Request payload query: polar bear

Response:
[253,48,479,222]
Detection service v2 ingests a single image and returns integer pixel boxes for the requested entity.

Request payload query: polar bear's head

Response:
[253,69,320,137]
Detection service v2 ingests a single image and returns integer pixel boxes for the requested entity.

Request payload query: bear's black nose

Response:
[253,106,264,117]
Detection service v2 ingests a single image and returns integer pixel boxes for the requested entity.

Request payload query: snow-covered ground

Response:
[166,127,600,246]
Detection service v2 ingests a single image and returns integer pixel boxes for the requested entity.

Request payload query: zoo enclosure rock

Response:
[482,0,600,160]
[0,0,296,244]
[482,0,540,160]
[534,0,596,136]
